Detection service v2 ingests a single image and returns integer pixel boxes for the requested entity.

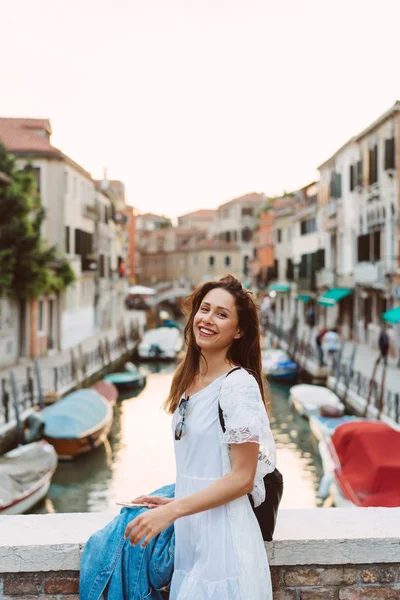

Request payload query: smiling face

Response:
[193,287,242,353]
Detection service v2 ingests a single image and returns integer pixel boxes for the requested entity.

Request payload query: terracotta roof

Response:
[0,118,59,156]
[0,117,93,180]
[178,209,216,220]
[218,192,266,209]
[138,212,168,220]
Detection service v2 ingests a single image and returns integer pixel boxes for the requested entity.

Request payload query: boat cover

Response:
[139,327,183,351]
[92,380,118,403]
[0,442,57,507]
[42,389,109,439]
[104,372,142,384]
[332,421,400,507]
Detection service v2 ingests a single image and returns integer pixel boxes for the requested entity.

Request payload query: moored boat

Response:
[289,384,344,419]
[320,421,400,507]
[137,326,183,360]
[262,349,297,382]
[92,380,119,406]
[309,414,360,442]
[0,441,58,515]
[104,363,146,392]
[41,389,113,460]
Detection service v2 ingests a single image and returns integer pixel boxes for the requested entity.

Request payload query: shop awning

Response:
[268,283,291,292]
[382,306,400,324]
[317,288,352,306]
[297,294,311,302]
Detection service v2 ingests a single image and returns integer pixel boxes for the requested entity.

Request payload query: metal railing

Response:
[0,321,140,427]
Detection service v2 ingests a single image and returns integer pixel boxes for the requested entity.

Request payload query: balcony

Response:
[316,269,335,288]
[354,261,384,287]
[82,203,97,220]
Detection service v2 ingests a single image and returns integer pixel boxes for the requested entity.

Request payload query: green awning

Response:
[298,294,311,302]
[268,283,290,292]
[317,288,352,307]
[382,306,400,324]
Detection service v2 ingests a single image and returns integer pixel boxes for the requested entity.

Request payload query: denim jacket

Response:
[80,484,175,600]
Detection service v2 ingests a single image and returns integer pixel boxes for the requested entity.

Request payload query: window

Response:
[241,227,252,242]
[65,226,70,253]
[242,207,253,217]
[349,164,355,191]
[243,256,249,276]
[38,299,44,333]
[32,167,41,194]
[286,258,294,281]
[385,138,395,170]
[276,229,282,243]
[99,254,105,278]
[64,170,69,194]
[209,255,215,267]
[357,160,363,187]
[225,255,231,267]
[329,172,342,198]
[368,145,378,185]
[315,248,325,270]
[300,218,316,235]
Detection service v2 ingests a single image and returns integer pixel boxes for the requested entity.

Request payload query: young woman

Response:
[125,275,277,599]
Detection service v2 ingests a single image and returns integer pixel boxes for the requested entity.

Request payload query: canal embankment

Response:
[0,312,146,455]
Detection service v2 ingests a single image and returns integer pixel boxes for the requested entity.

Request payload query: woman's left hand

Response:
[124,504,175,548]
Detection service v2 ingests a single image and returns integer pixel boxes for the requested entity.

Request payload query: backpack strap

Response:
[218,366,241,433]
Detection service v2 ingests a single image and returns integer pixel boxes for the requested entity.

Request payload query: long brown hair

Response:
[163,274,269,414]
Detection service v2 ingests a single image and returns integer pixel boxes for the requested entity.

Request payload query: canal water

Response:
[33,363,324,514]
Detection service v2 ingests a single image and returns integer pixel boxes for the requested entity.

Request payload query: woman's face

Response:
[193,288,242,352]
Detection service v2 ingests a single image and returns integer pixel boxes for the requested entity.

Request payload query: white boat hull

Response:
[290,384,344,420]
[1,477,52,515]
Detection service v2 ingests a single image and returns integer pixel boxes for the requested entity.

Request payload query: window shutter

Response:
[385,138,395,170]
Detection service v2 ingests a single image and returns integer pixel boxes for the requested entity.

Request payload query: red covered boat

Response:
[328,421,400,507]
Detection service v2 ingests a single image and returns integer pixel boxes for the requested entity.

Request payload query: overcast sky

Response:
[1,0,399,218]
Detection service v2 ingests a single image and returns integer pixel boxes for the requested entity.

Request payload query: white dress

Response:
[170,367,277,600]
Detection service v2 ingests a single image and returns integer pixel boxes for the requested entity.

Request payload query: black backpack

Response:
[218,368,283,542]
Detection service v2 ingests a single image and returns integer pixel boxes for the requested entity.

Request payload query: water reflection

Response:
[33,366,323,513]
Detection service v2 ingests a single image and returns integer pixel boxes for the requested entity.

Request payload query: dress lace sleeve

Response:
[220,368,277,507]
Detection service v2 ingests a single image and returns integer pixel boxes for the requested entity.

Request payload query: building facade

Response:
[210,192,266,284]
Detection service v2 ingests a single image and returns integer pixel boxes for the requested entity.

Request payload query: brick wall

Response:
[1,564,399,599]
[0,572,79,599]
[271,564,400,599]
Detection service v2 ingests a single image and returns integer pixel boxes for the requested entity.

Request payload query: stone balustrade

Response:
[1,508,400,599]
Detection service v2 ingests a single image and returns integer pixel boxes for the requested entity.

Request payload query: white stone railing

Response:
[1,508,400,573]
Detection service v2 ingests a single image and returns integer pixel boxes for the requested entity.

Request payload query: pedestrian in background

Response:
[323,327,340,370]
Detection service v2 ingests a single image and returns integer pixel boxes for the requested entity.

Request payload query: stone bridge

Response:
[149,285,192,307]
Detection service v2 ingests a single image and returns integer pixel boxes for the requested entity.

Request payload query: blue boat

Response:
[262,349,298,382]
[309,414,361,443]
[41,389,113,460]
[104,363,146,392]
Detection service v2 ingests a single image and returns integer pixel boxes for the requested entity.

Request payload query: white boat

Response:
[262,349,297,382]
[289,384,344,419]
[138,327,183,360]
[0,440,58,515]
